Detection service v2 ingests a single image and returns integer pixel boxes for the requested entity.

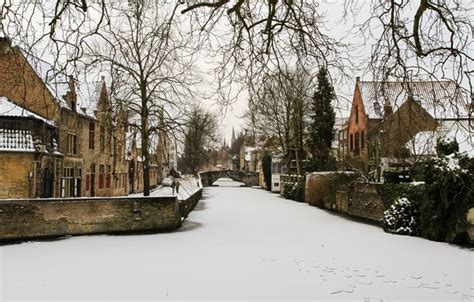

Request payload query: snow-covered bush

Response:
[383,197,419,236]
[420,152,473,243]
[436,136,459,156]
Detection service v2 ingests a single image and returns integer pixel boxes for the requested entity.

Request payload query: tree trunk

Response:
[141,87,150,196]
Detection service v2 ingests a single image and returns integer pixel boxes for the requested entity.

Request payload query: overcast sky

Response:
[2,0,472,145]
[218,0,373,143]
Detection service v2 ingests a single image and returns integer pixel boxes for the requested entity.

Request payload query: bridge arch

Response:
[199,170,259,187]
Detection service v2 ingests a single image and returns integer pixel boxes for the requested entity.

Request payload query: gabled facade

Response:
[347,77,471,175]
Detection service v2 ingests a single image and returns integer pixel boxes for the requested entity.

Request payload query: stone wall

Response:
[180,189,202,219]
[305,172,383,223]
[305,172,357,208]
[345,182,385,222]
[0,194,200,241]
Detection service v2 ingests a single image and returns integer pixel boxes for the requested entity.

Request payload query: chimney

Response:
[67,75,77,112]
[383,97,392,119]
[0,13,11,55]
[0,36,11,55]
[356,76,360,83]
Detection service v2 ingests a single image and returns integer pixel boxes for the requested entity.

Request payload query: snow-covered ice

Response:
[1,178,473,301]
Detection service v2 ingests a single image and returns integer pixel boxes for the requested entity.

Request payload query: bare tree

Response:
[83,2,199,196]
[180,106,219,175]
[3,1,472,92]
[351,0,473,95]
[181,1,349,105]
[247,67,312,175]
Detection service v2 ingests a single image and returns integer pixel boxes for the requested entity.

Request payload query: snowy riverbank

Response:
[1,179,473,301]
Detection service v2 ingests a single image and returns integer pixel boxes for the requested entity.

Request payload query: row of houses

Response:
[0,34,177,199]
[238,77,473,190]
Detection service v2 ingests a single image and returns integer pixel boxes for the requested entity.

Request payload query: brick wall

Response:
[0,152,35,198]
[305,173,384,223]
[346,183,385,222]
[347,83,370,159]
[0,196,186,241]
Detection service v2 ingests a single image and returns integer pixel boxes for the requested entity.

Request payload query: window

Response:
[61,167,81,197]
[355,105,359,124]
[99,164,105,189]
[107,129,112,153]
[361,131,365,149]
[355,132,360,156]
[87,163,95,193]
[89,122,95,150]
[100,126,105,151]
[106,165,111,188]
[350,134,354,151]
[67,133,77,155]
[86,174,90,191]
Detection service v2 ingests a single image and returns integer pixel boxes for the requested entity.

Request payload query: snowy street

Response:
[1,179,473,301]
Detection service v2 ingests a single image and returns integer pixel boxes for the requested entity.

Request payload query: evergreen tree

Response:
[308,68,336,171]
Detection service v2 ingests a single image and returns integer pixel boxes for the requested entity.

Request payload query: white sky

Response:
[218,0,372,143]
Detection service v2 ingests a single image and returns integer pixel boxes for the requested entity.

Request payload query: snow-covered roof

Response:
[358,80,469,119]
[19,50,96,118]
[20,50,70,106]
[0,97,55,126]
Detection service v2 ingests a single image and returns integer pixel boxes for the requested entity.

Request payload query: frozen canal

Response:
[1,179,473,301]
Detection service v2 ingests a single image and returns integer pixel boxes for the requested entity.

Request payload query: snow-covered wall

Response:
[0,196,183,241]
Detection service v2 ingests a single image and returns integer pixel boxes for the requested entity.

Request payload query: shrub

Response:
[383,197,419,236]
[282,182,294,199]
[376,182,425,209]
[282,181,305,202]
[262,154,272,191]
[436,137,459,156]
[293,182,305,202]
[420,153,474,243]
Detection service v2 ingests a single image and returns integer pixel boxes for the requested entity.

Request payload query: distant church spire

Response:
[98,76,110,112]
[231,126,236,145]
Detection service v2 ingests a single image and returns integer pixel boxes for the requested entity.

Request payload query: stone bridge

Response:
[200,170,259,187]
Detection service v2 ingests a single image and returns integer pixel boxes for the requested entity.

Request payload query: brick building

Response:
[0,97,61,198]
[0,34,161,199]
[346,77,472,176]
